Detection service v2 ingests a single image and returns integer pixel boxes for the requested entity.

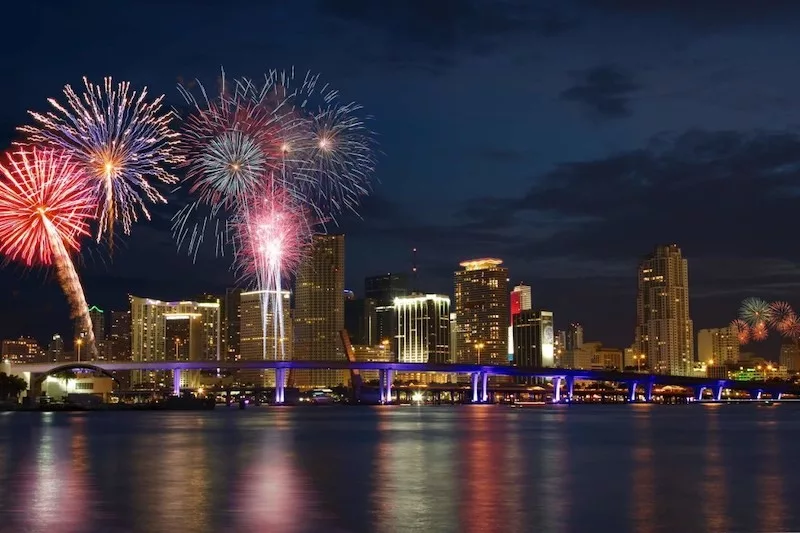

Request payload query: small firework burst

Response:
[739,297,773,327]
[752,321,769,341]
[769,301,794,328]
[731,319,750,345]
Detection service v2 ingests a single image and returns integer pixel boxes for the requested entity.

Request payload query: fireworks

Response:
[731,319,750,345]
[769,301,794,328]
[19,77,181,246]
[174,68,377,363]
[752,322,769,341]
[0,148,97,356]
[739,297,772,327]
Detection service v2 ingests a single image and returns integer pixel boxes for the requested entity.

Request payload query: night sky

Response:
[1,0,799,350]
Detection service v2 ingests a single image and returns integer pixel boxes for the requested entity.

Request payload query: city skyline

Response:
[3,2,800,351]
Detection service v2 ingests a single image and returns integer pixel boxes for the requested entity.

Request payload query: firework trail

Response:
[19,77,181,248]
[233,185,313,361]
[739,297,772,327]
[0,149,98,357]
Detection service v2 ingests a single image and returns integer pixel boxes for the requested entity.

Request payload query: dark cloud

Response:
[317,0,577,69]
[589,0,800,27]
[561,64,639,119]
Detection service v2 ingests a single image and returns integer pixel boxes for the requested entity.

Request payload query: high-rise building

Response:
[779,341,800,371]
[512,310,555,368]
[45,334,64,362]
[223,288,242,362]
[565,323,584,351]
[130,296,221,387]
[635,244,694,375]
[365,273,408,306]
[454,258,509,366]
[510,284,532,318]
[344,297,369,345]
[239,290,292,386]
[395,294,450,364]
[293,234,346,388]
[74,305,106,346]
[109,310,132,361]
[1,337,41,363]
[697,326,739,365]
[449,312,458,364]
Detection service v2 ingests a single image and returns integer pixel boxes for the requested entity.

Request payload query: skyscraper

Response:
[109,310,132,362]
[75,305,106,344]
[697,326,739,365]
[635,244,694,375]
[510,284,532,318]
[365,273,408,306]
[293,234,346,388]
[239,290,292,386]
[364,273,408,355]
[454,258,509,366]
[512,310,555,368]
[395,294,450,364]
[565,323,584,351]
[130,296,221,387]
[223,288,242,362]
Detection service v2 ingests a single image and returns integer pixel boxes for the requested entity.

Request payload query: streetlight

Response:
[75,338,83,362]
[475,342,485,365]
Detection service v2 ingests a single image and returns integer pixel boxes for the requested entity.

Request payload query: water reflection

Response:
[540,409,568,533]
[234,409,310,533]
[631,406,655,533]
[24,414,90,533]
[758,412,785,533]
[702,406,727,532]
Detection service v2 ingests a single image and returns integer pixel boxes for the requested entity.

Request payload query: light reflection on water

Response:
[0,405,798,533]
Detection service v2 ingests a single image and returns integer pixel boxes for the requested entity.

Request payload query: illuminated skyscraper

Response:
[395,294,450,364]
[454,258,509,365]
[1,337,41,363]
[635,244,694,375]
[239,289,292,386]
[510,284,532,318]
[75,305,106,344]
[566,323,584,351]
[223,288,243,362]
[697,326,739,365]
[293,234,346,388]
[512,310,555,368]
[130,296,221,387]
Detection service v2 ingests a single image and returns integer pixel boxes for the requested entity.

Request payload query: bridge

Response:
[4,359,794,405]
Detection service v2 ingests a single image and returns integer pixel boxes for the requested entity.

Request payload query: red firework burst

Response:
[752,321,769,341]
[769,301,794,328]
[731,319,750,345]
[778,313,800,340]
[233,187,313,283]
[0,148,94,265]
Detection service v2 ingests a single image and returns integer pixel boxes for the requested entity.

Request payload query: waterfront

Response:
[0,405,797,533]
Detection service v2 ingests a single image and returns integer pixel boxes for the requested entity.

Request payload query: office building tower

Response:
[74,305,106,344]
[47,334,64,362]
[344,297,369,345]
[779,341,800,371]
[365,273,409,306]
[449,312,458,364]
[454,258,509,366]
[512,310,555,368]
[130,296,221,387]
[510,284,532,318]
[697,326,739,365]
[395,294,450,364]
[223,288,242,362]
[565,323,584,351]
[635,244,694,375]
[1,337,41,363]
[293,234,346,387]
[239,290,292,386]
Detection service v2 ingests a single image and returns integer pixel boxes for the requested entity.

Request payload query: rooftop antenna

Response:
[412,247,418,294]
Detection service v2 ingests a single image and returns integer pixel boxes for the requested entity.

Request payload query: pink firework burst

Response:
[233,186,313,284]
[731,319,750,345]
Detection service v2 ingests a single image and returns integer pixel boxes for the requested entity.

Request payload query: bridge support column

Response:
[565,376,574,402]
[646,381,654,402]
[379,369,386,403]
[275,368,286,404]
[552,376,562,403]
[386,370,393,404]
[777,393,783,401]
[695,386,705,402]
[481,372,489,403]
[628,381,638,402]
[714,383,724,402]
[471,372,479,403]
[753,389,763,400]
[173,369,181,396]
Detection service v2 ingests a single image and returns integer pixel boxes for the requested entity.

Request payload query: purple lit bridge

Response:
[5,359,795,404]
